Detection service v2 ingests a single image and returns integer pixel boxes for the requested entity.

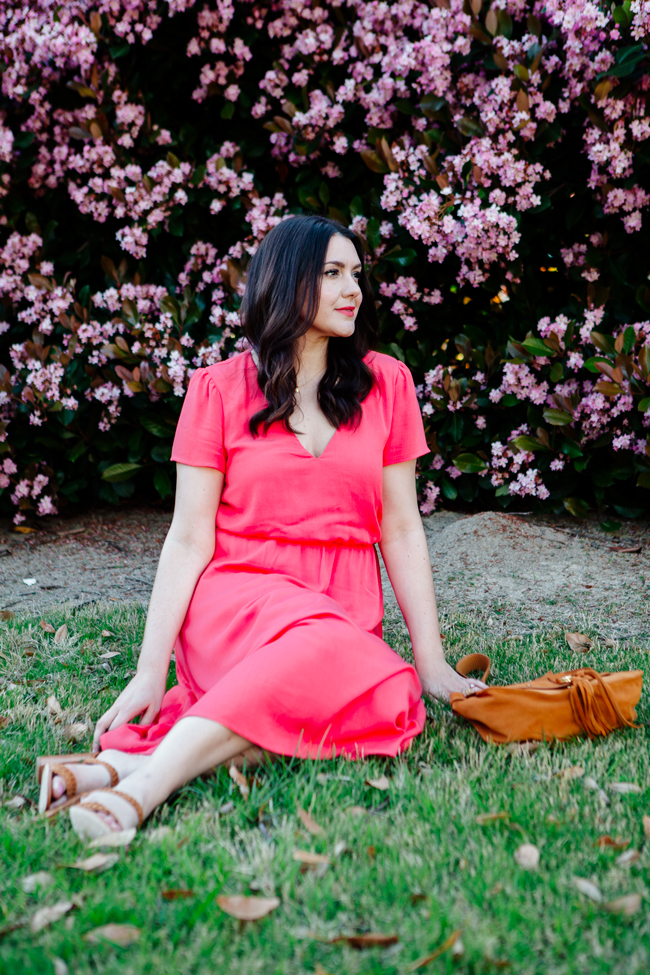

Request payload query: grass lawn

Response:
[0,603,649,975]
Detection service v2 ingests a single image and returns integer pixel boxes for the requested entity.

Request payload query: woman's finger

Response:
[93,709,116,748]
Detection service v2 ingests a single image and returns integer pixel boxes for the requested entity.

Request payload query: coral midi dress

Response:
[100,350,428,759]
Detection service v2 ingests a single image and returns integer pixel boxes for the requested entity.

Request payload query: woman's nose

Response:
[343,274,361,297]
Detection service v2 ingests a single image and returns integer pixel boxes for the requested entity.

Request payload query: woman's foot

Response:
[69,785,145,839]
[50,750,147,800]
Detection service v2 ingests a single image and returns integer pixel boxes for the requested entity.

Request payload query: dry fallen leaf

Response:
[98,650,120,659]
[161,889,194,901]
[476,811,509,825]
[583,776,599,791]
[54,623,69,645]
[52,958,69,975]
[573,877,602,902]
[514,844,540,870]
[40,620,55,633]
[229,763,250,800]
[554,766,585,781]
[70,852,118,874]
[84,923,141,946]
[298,806,324,836]
[218,801,234,816]
[146,826,173,844]
[0,610,16,620]
[334,841,351,857]
[347,805,367,817]
[4,795,27,810]
[30,900,74,933]
[565,632,592,652]
[46,695,63,718]
[407,929,462,970]
[0,716,8,728]
[331,932,399,949]
[616,849,641,866]
[64,722,89,743]
[610,545,642,554]
[643,815,650,840]
[101,630,113,638]
[365,775,390,791]
[88,827,136,850]
[292,850,330,866]
[505,741,539,756]
[595,835,629,850]
[217,895,280,921]
[314,965,335,975]
[609,782,643,795]
[602,893,642,916]
[21,871,54,894]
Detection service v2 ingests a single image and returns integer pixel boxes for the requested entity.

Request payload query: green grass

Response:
[1,603,649,975]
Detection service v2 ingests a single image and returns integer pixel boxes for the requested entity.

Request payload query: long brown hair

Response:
[240,215,378,435]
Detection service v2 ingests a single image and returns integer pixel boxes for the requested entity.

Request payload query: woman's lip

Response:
[336,307,356,315]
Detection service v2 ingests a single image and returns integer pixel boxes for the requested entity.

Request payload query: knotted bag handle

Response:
[455,653,491,685]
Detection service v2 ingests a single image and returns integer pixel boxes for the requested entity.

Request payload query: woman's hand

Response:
[419,661,487,704]
[92,667,167,750]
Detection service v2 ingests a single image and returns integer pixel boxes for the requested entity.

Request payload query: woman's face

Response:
[307,234,363,340]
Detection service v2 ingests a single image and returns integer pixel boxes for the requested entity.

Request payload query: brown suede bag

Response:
[449,652,643,743]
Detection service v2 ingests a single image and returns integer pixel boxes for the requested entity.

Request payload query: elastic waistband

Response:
[216,528,376,550]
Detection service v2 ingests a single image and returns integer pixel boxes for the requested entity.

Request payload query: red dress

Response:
[101,350,428,759]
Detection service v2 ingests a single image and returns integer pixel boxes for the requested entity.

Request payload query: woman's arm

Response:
[378,460,486,702]
[92,463,224,748]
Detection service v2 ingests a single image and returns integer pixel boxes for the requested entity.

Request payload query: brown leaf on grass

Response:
[314,965,335,975]
[69,853,118,874]
[595,835,630,850]
[84,923,141,946]
[573,877,602,902]
[64,722,89,743]
[21,871,54,893]
[292,850,330,866]
[161,889,194,901]
[145,826,173,844]
[40,620,55,633]
[0,717,8,728]
[406,929,462,970]
[101,630,113,638]
[514,844,540,870]
[229,763,250,799]
[609,782,642,795]
[217,895,280,921]
[409,892,427,904]
[297,807,324,836]
[4,795,27,810]
[476,811,509,825]
[54,624,69,645]
[505,741,539,756]
[602,893,643,916]
[46,695,63,718]
[88,827,136,850]
[643,815,650,839]
[0,610,15,620]
[347,805,367,817]
[565,632,592,652]
[365,775,390,791]
[98,650,120,659]
[553,766,585,781]
[30,900,74,933]
[367,845,377,860]
[610,545,642,553]
[616,849,641,866]
[331,932,399,949]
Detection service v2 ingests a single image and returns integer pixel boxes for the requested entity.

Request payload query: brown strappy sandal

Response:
[69,788,144,840]
[38,758,119,817]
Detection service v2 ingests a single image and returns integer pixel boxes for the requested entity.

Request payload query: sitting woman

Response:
[38,215,484,838]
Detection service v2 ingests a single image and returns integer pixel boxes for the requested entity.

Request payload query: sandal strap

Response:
[82,758,119,787]
[50,764,77,797]
[93,788,144,826]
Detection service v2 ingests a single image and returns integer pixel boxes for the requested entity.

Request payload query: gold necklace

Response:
[295,367,326,390]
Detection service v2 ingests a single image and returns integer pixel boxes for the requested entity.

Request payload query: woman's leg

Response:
[51,750,150,800]
[75,717,251,830]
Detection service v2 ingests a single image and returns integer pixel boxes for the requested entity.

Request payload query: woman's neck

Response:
[294,332,329,387]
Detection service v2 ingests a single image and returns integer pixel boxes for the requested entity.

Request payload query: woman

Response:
[39,215,485,838]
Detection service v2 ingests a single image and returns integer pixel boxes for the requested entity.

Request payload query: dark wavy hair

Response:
[240,215,378,435]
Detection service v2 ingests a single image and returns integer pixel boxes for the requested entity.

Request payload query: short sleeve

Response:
[382,361,429,466]
[170,368,226,471]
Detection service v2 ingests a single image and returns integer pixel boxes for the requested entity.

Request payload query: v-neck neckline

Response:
[249,348,338,460]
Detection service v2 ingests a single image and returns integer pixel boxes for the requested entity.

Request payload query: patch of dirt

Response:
[1,506,648,642]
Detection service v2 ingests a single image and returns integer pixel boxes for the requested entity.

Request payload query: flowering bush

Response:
[0,0,649,524]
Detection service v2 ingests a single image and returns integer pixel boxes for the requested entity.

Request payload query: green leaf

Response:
[600,520,622,532]
[448,414,464,442]
[140,415,175,438]
[388,343,405,362]
[457,117,484,139]
[510,435,548,452]
[318,182,330,207]
[221,102,235,120]
[349,196,364,218]
[612,504,644,518]
[109,42,131,59]
[160,294,181,324]
[360,149,388,173]
[384,248,416,267]
[191,164,206,186]
[366,217,381,252]
[637,473,650,489]
[623,325,636,355]
[121,298,138,327]
[549,362,563,383]
[101,462,143,483]
[154,467,172,498]
[441,475,458,500]
[584,356,612,373]
[151,443,172,463]
[453,452,487,474]
[543,408,573,426]
[522,337,552,358]
[564,497,589,519]
[638,397,650,413]
[495,484,511,497]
